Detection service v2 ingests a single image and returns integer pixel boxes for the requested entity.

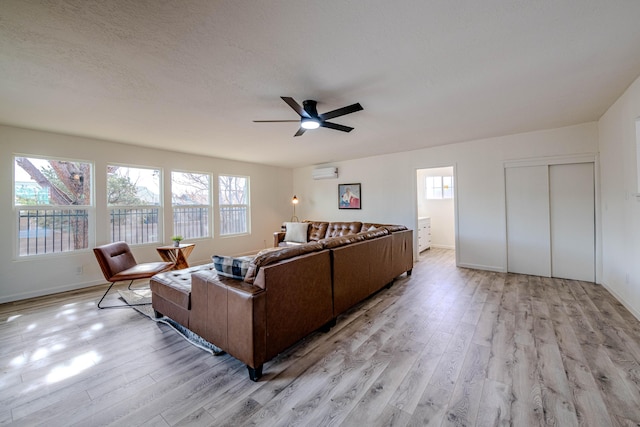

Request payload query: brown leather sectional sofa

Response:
[150,221,413,381]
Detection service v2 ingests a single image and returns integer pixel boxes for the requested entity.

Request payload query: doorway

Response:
[416,166,456,257]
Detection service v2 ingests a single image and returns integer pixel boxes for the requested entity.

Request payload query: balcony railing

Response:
[109,208,159,244]
[173,206,209,239]
[220,206,248,235]
[18,206,246,256]
[18,209,89,256]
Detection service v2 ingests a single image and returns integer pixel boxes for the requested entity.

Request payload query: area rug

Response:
[118,289,224,355]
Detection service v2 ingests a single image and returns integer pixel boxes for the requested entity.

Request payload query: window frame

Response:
[218,174,251,237]
[107,163,163,246]
[426,175,454,200]
[636,117,640,196]
[13,154,95,258]
[171,170,212,240]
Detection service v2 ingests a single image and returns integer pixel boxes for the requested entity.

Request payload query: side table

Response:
[156,243,196,270]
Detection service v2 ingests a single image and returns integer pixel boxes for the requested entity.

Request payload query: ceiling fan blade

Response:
[253,120,300,122]
[281,97,309,118]
[294,127,306,137]
[321,121,354,133]
[319,102,363,121]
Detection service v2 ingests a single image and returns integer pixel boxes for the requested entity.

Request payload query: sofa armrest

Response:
[391,229,414,277]
[190,272,266,369]
[273,231,286,247]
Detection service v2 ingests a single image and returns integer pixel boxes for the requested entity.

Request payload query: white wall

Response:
[0,125,292,303]
[598,74,640,320]
[293,122,598,272]
[417,166,455,249]
[1,119,609,307]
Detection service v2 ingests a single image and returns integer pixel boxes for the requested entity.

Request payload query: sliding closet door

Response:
[549,163,595,282]
[506,166,551,277]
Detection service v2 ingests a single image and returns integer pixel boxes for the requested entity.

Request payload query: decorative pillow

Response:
[284,222,309,243]
[212,255,253,280]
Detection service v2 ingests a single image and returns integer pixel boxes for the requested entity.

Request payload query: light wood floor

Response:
[2,248,640,426]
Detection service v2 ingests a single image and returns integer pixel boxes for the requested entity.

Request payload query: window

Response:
[636,118,640,195]
[108,165,161,244]
[14,156,92,256]
[172,171,211,239]
[218,175,250,236]
[426,176,454,199]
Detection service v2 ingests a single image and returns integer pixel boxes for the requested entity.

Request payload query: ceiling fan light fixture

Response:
[301,118,320,130]
[254,97,362,136]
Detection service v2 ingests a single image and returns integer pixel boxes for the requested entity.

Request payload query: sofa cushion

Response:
[319,234,366,249]
[325,222,363,238]
[257,246,285,256]
[244,242,324,284]
[212,255,254,280]
[304,221,329,241]
[358,227,390,240]
[381,224,408,232]
[284,222,309,243]
[362,223,383,232]
[278,241,303,247]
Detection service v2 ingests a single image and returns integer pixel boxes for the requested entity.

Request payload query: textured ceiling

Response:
[1,1,640,168]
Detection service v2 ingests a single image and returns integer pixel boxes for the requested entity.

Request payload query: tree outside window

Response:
[107,165,161,244]
[172,171,211,239]
[218,175,250,236]
[14,156,92,256]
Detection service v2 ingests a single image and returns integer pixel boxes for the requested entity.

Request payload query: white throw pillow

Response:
[284,222,309,243]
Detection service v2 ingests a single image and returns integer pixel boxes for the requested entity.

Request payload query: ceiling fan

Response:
[254,97,363,137]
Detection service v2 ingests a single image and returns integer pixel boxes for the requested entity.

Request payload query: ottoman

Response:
[150,263,216,328]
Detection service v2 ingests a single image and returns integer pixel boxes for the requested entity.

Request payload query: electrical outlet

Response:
[76,266,83,275]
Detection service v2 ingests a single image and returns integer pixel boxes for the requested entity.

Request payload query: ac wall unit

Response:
[312,167,338,180]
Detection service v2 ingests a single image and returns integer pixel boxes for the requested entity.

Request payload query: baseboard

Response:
[456,262,506,273]
[0,279,105,304]
[599,281,640,323]
[431,244,455,250]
